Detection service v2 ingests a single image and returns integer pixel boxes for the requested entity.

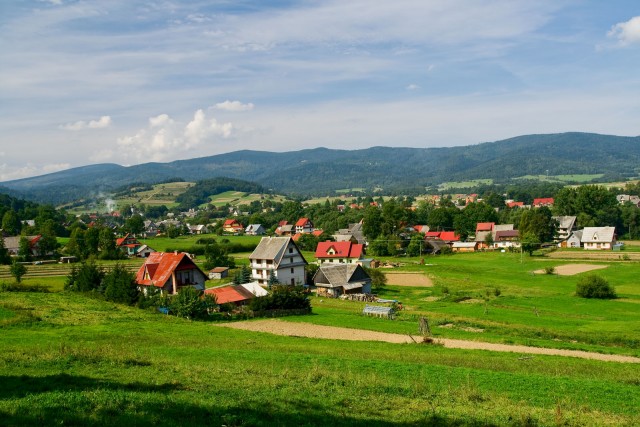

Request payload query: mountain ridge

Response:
[2,132,639,204]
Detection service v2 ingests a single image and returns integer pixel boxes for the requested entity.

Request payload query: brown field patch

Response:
[384,273,433,287]
[533,264,608,276]
[217,319,640,363]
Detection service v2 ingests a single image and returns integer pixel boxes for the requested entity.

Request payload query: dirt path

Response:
[533,263,608,276]
[384,273,433,287]
[218,319,640,364]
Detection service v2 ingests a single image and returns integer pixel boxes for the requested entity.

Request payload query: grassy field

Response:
[437,179,493,191]
[1,251,639,425]
[516,174,604,184]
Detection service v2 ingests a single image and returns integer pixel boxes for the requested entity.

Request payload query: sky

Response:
[1,0,640,181]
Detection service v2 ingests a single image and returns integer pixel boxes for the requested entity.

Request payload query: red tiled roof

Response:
[292,233,302,241]
[223,219,239,226]
[439,231,460,242]
[315,241,364,259]
[533,198,554,206]
[204,286,252,305]
[507,202,524,208]
[312,229,324,237]
[425,231,441,238]
[136,252,204,288]
[295,217,310,227]
[476,222,494,232]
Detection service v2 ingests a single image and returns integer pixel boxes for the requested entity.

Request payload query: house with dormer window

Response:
[135,252,207,295]
[315,241,365,264]
[581,227,616,250]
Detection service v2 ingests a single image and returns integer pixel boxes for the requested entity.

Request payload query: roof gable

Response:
[136,252,206,288]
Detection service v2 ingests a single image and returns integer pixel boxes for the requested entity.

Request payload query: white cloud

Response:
[608,16,640,46]
[0,162,69,181]
[116,109,233,162]
[406,84,420,90]
[60,115,112,131]
[215,100,255,112]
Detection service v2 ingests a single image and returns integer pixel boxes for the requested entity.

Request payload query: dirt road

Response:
[219,319,640,363]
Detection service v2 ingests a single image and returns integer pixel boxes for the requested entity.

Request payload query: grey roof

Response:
[552,216,576,230]
[314,263,369,289]
[249,236,306,267]
[494,224,514,232]
[581,227,616,243]
[474,231,492,242]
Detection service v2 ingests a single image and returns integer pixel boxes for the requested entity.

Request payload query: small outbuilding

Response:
[313,264,372,298]
[209,267,230,280]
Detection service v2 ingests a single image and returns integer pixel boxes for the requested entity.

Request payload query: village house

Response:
[617,194,640,207]
[313,264,372,298]
[2,235,42,257]
[333,222,367,245]
[295,217,314,234]
[315,241,365,264]
[553,216,577,244]
[581,227,617,250]
[188,224,209,235]
[116,233,143,257]
[136,244,156,258]
[143,220,159,238]
[249,236,307,286]
[493,230,520,249]
[204,282,268,307]
[533,198,554,208]
[245,224,266,235]
[135,252,208,295]
[208,267,230,280]
[452,242,478,252]
[222,219,244,234]
[565,230,583,248]
[275,221,294,236]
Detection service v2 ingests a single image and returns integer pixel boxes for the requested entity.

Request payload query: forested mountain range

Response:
[1,132,639,204]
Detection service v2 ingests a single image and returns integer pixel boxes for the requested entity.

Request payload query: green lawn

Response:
[2,251,639,425]
[1,290,639,426]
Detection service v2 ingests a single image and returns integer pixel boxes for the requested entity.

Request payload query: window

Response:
[291,268,294,273]
[289,247,293,254]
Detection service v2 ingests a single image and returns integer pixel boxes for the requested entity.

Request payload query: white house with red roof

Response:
[295,217,314,234]
[315,241,365,264]
[135,252,208,295]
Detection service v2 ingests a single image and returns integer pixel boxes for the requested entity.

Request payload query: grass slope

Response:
[1,290,639,426]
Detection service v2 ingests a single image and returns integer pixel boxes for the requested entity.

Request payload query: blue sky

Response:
[1,0,639,181]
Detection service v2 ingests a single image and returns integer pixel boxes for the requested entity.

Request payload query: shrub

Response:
[103,263,140,305]
[575,275,617,299]
[544,266,555,275]
[65,260,105,292]
[249,285,311,312]
[169,287,216,319]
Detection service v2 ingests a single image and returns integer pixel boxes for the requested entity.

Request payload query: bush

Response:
[65,260,105,292]
[575,275,617,299]
[169,287,216,319]
[249,285,311,312]
[103,263,140,305]
[544,266,555,275]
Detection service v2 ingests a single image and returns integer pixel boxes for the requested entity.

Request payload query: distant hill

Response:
[2,132,639,204]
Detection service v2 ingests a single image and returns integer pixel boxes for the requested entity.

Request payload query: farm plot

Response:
[384,273,433,287]
[533,264,608,276]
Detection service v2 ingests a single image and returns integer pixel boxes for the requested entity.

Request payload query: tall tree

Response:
[0,237,11,265]
[1,210,21,235]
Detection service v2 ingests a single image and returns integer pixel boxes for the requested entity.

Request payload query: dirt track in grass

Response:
[218,319,640,363]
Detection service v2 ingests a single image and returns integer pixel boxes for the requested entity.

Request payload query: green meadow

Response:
[1,251,639,425]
